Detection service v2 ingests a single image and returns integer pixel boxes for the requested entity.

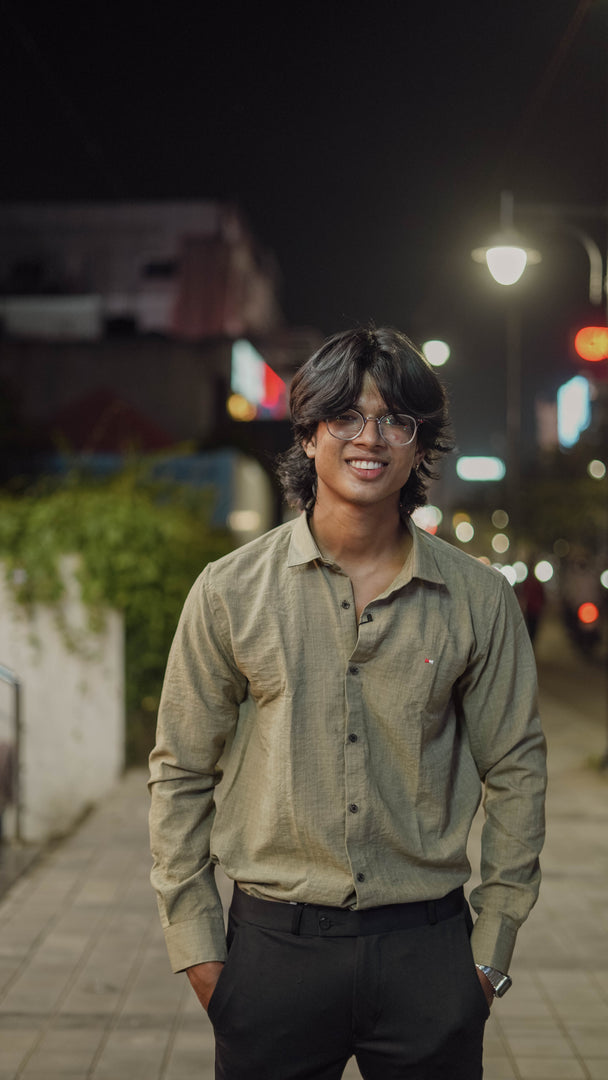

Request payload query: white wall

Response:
[0,560,125,842]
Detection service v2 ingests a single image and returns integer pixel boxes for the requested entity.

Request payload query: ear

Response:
[302,435,316,460]
[414,448,425,469]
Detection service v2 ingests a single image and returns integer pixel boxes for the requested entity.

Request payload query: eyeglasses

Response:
[325,409,422,447]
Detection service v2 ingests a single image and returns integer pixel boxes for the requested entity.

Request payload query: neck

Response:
[309,499,407,566]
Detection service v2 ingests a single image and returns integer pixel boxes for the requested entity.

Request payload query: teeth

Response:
[349,460,385,470]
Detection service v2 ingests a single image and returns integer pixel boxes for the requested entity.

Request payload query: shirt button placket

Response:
[345,651,365,898]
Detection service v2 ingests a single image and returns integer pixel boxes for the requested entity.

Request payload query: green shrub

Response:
[0,466,235,763]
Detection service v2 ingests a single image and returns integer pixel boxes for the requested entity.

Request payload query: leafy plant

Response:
[0,465,235,763]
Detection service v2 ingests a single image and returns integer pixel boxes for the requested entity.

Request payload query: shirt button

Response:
[349,803,359,814]
[341,600,351,609]
[356,872,366,882]
[348,733,358,743]
[348,665,359,675]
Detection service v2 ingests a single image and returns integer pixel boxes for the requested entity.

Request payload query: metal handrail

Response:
[0,664,21,841]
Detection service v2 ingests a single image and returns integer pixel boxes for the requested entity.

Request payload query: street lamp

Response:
[472,191,541,285]
[472,189,608,533]
[474,190,608,767]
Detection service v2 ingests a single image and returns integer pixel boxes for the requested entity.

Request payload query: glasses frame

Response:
[325,409,423,447]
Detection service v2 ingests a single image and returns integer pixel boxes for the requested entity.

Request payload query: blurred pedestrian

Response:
[149,326,547,1079]
[517,568,546,645]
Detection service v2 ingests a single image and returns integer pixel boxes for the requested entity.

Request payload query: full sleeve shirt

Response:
[149,512,546,975]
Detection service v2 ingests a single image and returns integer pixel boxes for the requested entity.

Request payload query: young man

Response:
[149,326,546,1079]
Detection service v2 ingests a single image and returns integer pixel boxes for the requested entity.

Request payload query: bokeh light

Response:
[498,565,517,586]
[452,511,471,527]
[588,459,606,480]
[227,393,257,421]
[491,533,510,554]
[578,602,599,624]
[491,509,509,529]
[534,560,554,583]
[422,340,450,367]
[455,522,475,543]
[456,457,505,481]
[412,504,443,534]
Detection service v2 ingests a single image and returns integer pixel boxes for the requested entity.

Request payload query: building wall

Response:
[0,560,125,843]
[0,200,281,338]
[0,336,231,443]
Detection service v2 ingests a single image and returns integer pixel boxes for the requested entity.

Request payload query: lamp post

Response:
[471,192,541,533]
[472,189,608,534]
[474,190,608,766]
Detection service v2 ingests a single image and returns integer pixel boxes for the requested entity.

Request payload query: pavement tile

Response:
[514,1059,586,1079]
[505,1027,579,1060]
[87,1027,172,1080]
[120,952,188,1017]
[162,1027,217,1080]
[587,1062,608,1080]
[16,1027,103,1074]
[566,1024,608,1057]
[0,1031,40,1074]
[482,1061,518,1080]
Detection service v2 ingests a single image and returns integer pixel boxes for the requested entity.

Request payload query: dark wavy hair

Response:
[276,325,453,516]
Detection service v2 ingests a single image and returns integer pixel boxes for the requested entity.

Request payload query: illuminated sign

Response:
[456,457,506,481]
[557,376,590,448]
[231,339,288,419]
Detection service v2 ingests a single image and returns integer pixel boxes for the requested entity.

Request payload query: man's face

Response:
[303,374,423,514]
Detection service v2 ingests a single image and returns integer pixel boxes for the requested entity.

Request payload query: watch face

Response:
[478,966,512,997]
[494,974,513,997]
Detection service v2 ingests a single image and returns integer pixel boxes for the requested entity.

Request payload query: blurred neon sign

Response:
[231,339,288,419]
[557,376,590,448]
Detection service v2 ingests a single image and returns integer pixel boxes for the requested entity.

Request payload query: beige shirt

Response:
[149,512,546,974]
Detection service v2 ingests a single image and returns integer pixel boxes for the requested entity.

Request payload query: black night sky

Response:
[1,0,607,462]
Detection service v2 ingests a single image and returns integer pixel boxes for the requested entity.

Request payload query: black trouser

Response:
[207,886,489,1079]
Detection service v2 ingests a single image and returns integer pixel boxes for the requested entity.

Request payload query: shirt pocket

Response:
[396,640,468,718]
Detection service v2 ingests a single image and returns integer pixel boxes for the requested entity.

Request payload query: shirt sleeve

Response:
[148,568,246,972]
[456,574,547,973]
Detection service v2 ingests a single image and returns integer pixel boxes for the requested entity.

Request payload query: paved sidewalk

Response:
[0,615,607,1079]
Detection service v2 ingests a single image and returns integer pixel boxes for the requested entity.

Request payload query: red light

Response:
[574,327,608,362]
[578,602,599,624]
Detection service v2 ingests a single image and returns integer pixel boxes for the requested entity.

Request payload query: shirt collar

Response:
[287,512,326,567]
[287,511,446,587]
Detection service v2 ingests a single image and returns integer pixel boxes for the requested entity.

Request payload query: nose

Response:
[353,417,385,446]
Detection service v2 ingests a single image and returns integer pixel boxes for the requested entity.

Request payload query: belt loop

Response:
[427,899,438,925]
[291,903,306,935]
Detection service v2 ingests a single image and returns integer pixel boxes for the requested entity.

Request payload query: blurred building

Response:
[0,200,322,532]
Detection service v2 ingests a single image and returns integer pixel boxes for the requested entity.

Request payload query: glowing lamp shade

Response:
[578,602,599,625]
[456,456,506,481]
[574,326,608,362]
[485,245,528,286]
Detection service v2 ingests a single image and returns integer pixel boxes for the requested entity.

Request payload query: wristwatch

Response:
[475,964,513,997]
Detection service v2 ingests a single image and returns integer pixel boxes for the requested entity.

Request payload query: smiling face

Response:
[303,374,423,516]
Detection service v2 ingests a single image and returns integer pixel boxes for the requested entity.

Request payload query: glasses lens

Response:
[380,415,417,445]
[326,411,363,440]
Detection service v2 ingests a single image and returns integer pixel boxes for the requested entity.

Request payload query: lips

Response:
[347,458,388,478]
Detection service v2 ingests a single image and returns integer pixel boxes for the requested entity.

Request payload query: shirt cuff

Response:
[163,915,228,973]
[469,910,518,974]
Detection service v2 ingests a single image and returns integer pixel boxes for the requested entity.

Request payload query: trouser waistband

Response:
[231,884,465,937]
